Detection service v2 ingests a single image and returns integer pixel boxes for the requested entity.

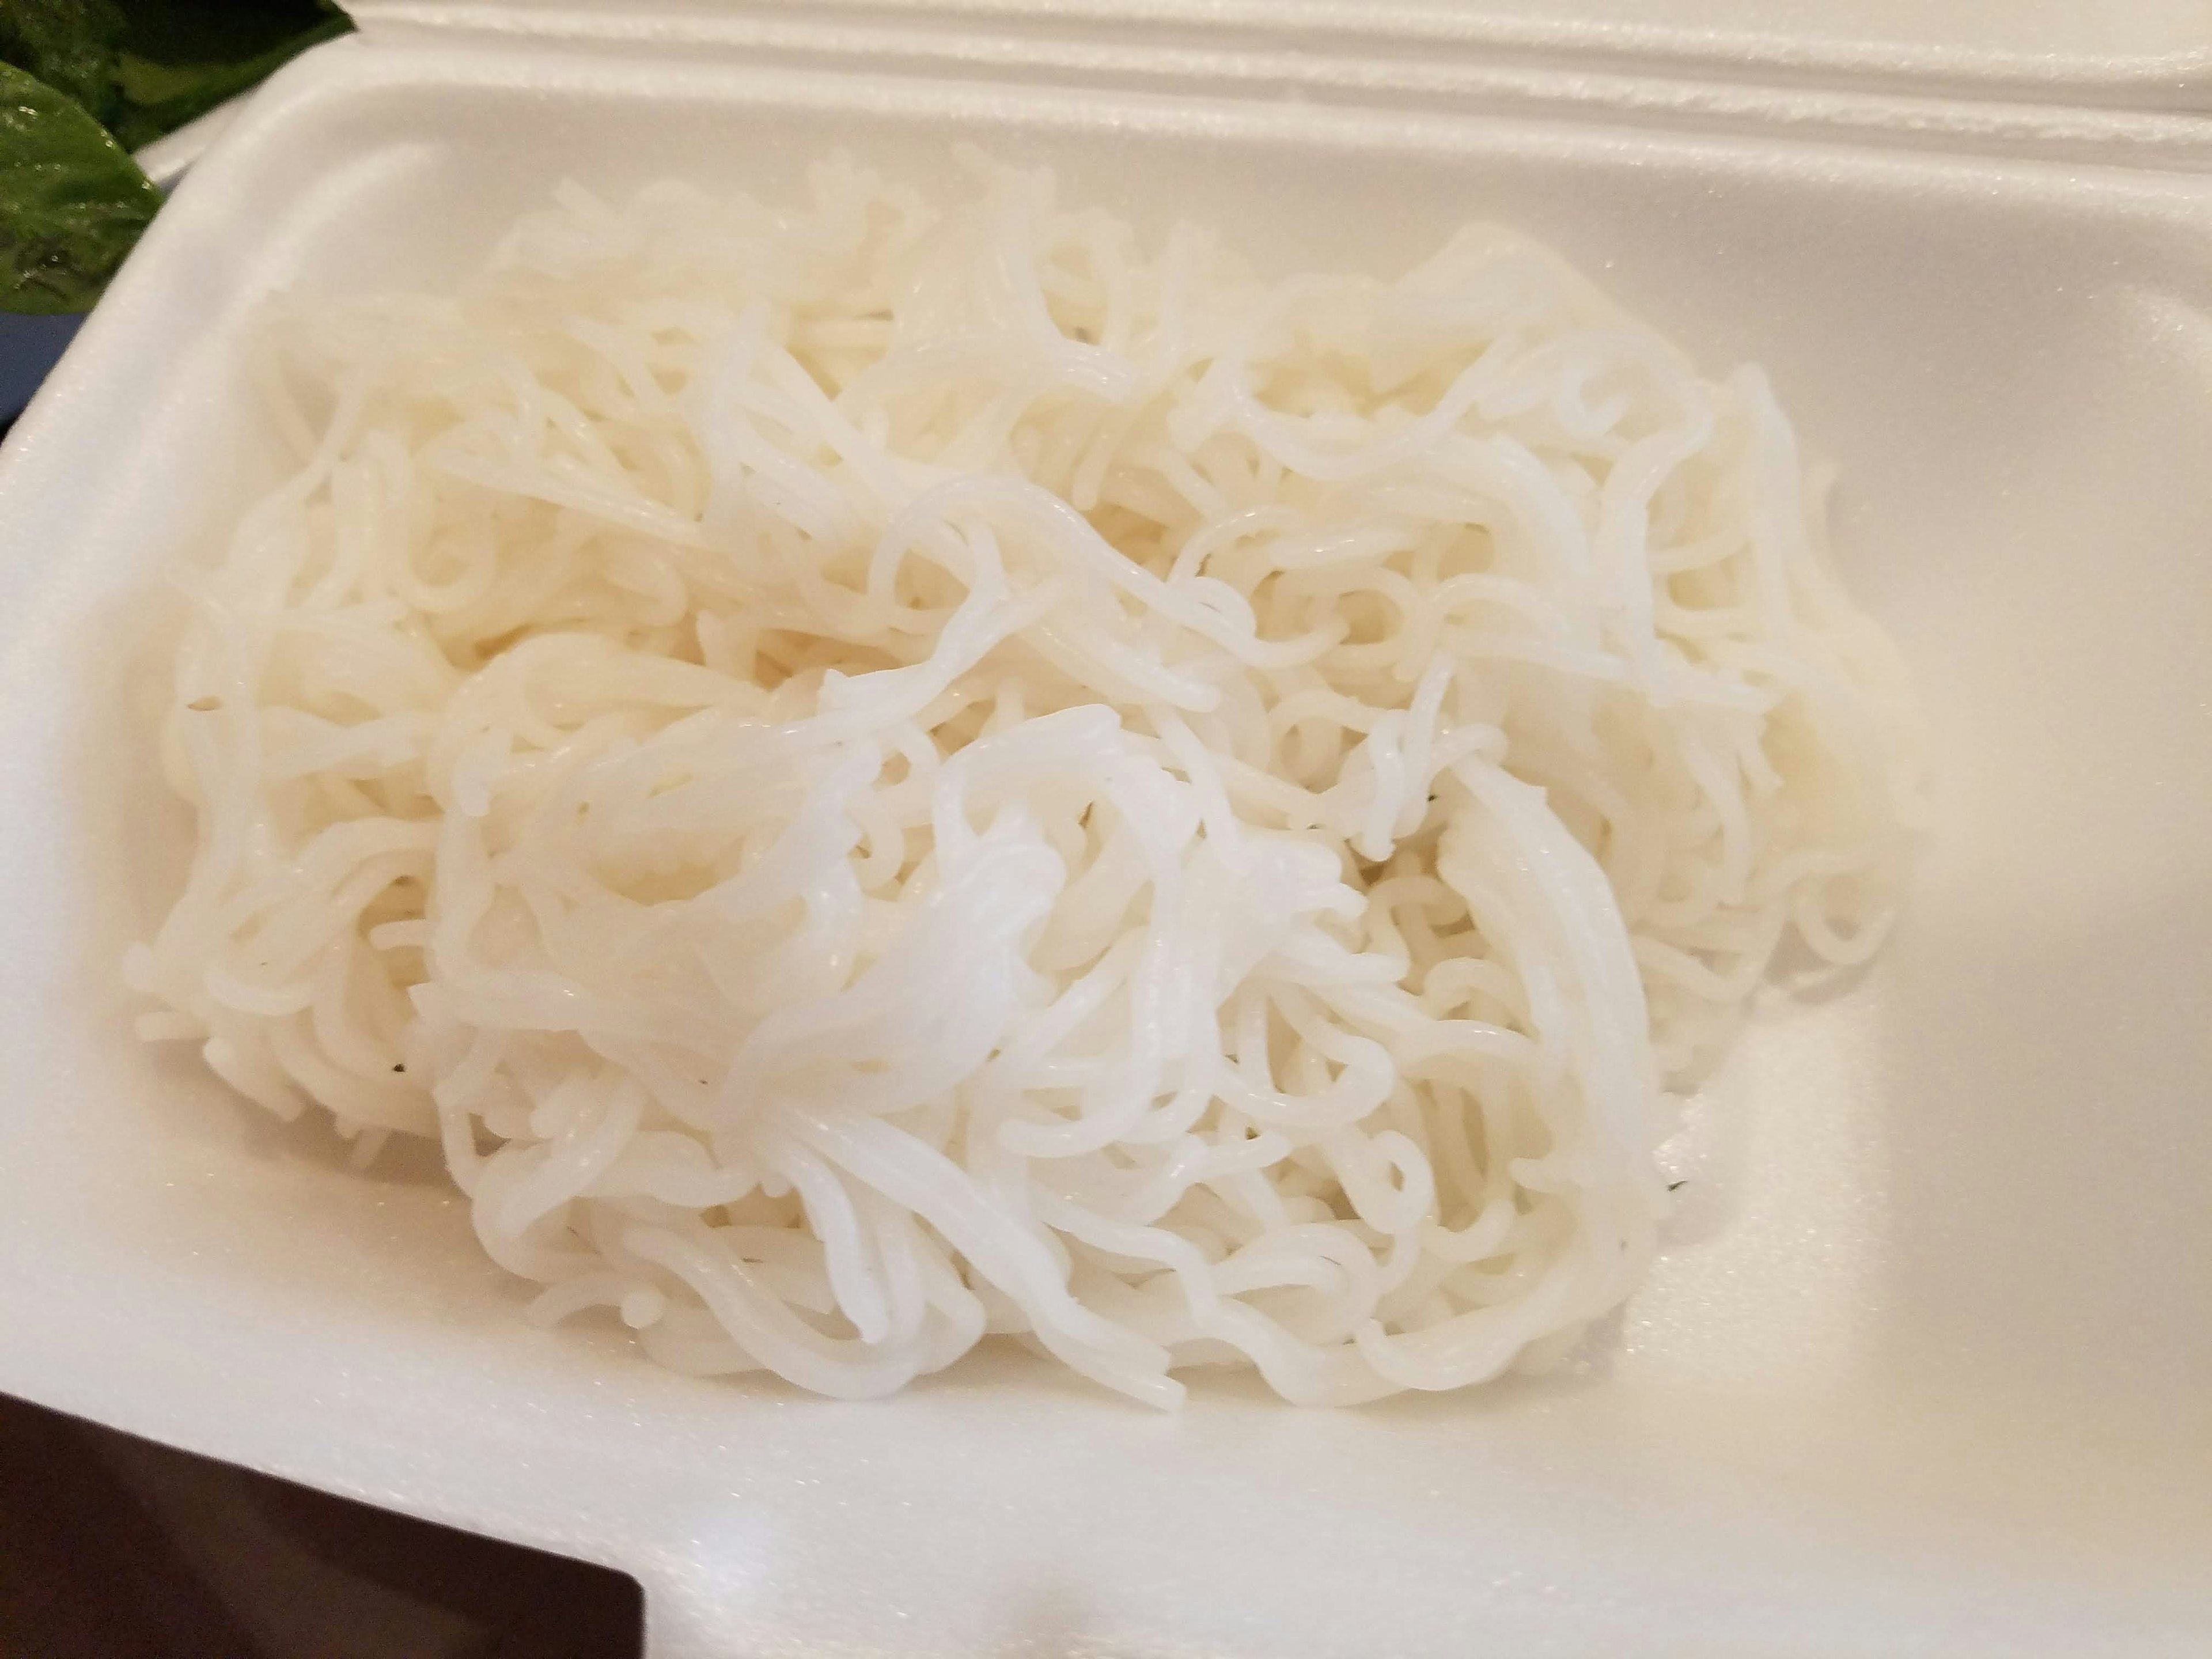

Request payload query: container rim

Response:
[340,0,2212,111]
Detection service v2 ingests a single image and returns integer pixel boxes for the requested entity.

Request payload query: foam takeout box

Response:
[2,2,2209,1653]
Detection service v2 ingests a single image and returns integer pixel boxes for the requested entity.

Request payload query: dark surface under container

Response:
[1,312,87,427]
[0,1391,644,1657]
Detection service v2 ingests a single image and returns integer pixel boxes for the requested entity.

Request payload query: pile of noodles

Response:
[128,154,1923,1405]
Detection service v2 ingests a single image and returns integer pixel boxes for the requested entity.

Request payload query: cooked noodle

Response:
[127,153,1924,1405]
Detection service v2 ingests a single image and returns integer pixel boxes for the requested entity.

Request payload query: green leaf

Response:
[0,59,161,313]
[108,9,348,149]
[0,0,128,127]
[0,2,356,313]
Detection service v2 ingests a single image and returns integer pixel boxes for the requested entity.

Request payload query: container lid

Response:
[342,0,2212,108]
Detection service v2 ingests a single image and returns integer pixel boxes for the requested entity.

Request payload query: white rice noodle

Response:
[131,153,1925,1406]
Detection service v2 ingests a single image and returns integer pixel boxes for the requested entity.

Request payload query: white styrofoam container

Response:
[3,9,2211,1655]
